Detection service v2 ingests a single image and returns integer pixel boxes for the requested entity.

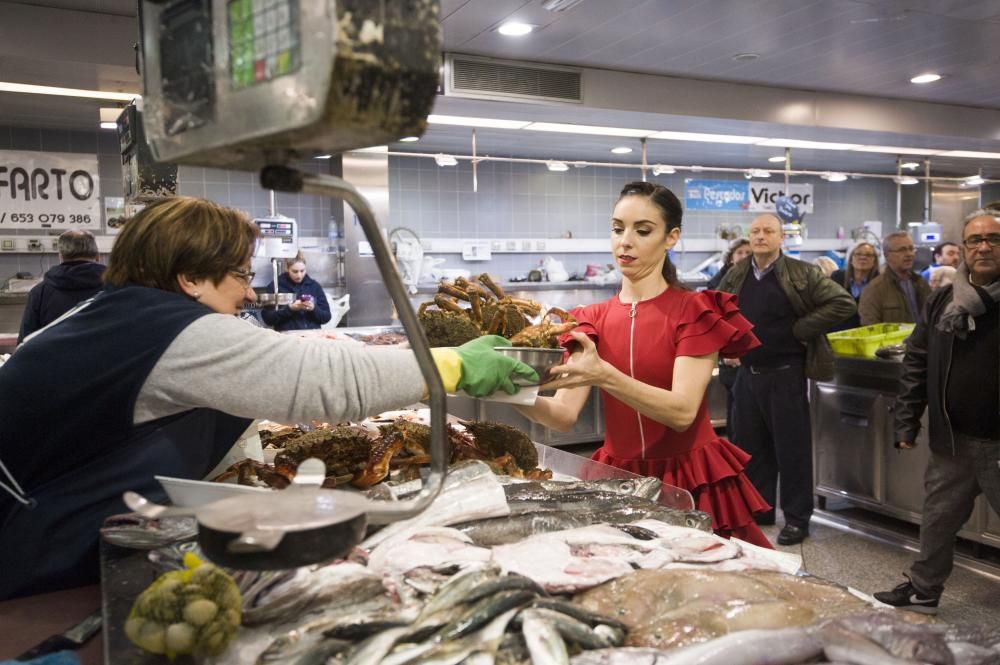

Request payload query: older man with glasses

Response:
[858,231,931,326]
[874,209,1000,614]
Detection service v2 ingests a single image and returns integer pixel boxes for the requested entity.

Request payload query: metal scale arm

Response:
[261,166,445,519]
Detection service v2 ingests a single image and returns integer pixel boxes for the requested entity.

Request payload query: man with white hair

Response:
[874,209,1000,614]
[17,229,105,343]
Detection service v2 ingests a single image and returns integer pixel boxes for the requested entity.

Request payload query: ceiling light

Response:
[314,154,332,159]
[652,165,676,176]
[745,169,770,179]
[546,160,569,172]
[99,107,123,123]
[690,166,704,172]
[768,155,787,163]
[350,145,388,153]
[497,22,534,36]
[852,145,941,156]
[571,161,588,168]
[822,172,848,182]
[99,122,117,130]
[610,147,633,154]
[434,153,458,167]
[962,175,985,187]
[524,122,657,138]
[541,0,588,11]
[894,176,919,185]
[937,150,1000,160]
[649,130,762,144]
[756,138,861,150]
[910,73,941,84]
[399,136,420,143]
[731,53,760,62]
[900,161,921,169]
[0,81,139,101]
[427,114,532,129]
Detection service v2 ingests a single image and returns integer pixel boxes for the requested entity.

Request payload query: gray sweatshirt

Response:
[134,314,425,425]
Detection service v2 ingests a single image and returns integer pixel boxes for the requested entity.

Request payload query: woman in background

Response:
[812,256,838,278]
[706,238,751,289]
[830,242,879,331]
[261,252,332,331]
[518,182,772,548]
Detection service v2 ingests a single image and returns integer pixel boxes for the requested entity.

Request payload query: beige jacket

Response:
[858,269,930,326]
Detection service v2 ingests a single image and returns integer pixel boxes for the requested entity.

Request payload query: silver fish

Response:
[415,564,501,624]
[525,608,614,650]
[522,610,570,665]
[256,617,352,665]
[243,565,388,626]
[100,513,197,549]
[342,625,410,665]
[434,590,536,642]
[530,598,628,633]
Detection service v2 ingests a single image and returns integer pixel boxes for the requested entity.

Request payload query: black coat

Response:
[894,284,996,454]
[18,260,106,343]
[260,273,332,331]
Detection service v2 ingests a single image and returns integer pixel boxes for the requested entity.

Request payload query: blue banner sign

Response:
[684,179,749,211]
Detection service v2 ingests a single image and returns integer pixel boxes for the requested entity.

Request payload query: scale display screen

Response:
[228,0,301,89]
[257,219,294,241]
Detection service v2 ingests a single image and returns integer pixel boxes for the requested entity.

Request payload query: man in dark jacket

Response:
[874,210,1000,614]
[858,231,931,326]
[717,214,856,546]
[17,229,105,343]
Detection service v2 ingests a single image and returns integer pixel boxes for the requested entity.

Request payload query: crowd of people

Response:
[3,192,997,619]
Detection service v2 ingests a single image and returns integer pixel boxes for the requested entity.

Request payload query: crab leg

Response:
[508,298,542,317]
[469,289,484,328]
[438,282,472,301]
[478,273,507,300]
[544,307,577,323]
[434,294,467,314]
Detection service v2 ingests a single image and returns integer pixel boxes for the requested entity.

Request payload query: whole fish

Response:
[256,617,352,665]
[415,564,501,625]
[434,590,536,642]
[654,627,823,665]
[342,625,410,665]
[820,624,921,665]
[828,614,954,664]
[522,610,570,665]
[243,563,388,626]
[530,598,628,633]
[525,607,615,650]
[462,574,547,604]
[100,513,197,549]
[505,477,662,501]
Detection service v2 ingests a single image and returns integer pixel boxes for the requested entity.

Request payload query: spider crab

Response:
[509,307,578,348]
[417,273,545,346]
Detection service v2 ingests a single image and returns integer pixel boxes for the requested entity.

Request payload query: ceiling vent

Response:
[445,54,583,104]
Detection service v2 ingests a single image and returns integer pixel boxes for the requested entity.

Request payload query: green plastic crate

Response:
[826,323,915,358]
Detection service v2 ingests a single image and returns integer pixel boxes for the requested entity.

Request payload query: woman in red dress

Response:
[519,181,772,548]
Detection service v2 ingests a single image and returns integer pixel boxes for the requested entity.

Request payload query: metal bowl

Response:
[493,346,566,386]
[258,292,295,307]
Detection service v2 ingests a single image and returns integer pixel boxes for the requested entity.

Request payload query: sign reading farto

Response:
[684,179,814,214]
[0,150,101,229]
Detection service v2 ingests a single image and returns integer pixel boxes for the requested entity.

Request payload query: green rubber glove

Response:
[454,335,539,396]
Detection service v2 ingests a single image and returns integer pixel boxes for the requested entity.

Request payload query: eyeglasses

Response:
[963,234,1000,249]
[229,268,256,285]
[885,245,916,254]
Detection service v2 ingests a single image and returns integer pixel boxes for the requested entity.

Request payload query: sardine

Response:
[462,574,547,604]
[524,607,614,650]
[342,625,410,665]
[243,564,388,626]
[522,611,570,665]
[434,590,536,642]
[256,616,353,665]
[100,513,197,549]
[416,563,501,624]
[530,598,628,633]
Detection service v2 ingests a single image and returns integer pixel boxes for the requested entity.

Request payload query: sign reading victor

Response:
[684,179,749,211]
[0,150,101,229]
[748,182,813,214]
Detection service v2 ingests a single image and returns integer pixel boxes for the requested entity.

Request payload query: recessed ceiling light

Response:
[962,175,985,187]
[399,136,420,143]
[895,176,919,185]
[99,122,117,130]
[732,53,760,62]
[546,161,569,172]
[910,73,941,84]
[610,147,633,154]
[900,161,921,169]
[745,169,771,179]
[497,21,534,36]
[768,155,787,163]
[822,172,848,182]
[434,154,458,167]
[652,165,676,175]
[314,154,332,159]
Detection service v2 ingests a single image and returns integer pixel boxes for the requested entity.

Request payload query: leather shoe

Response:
[777,524,808,546]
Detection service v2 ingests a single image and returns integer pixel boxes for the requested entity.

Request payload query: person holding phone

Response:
[261,252,332,331]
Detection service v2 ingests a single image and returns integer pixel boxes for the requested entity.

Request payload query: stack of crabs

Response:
[418,274,578,348]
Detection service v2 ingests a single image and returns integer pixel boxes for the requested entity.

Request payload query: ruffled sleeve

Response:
[675,290,760,359]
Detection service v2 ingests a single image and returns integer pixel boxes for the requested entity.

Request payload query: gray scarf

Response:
[937,262,1000,338]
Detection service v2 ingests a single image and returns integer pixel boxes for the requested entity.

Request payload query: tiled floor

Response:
[559,441,1000,628]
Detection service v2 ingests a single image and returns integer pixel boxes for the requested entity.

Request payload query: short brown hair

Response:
[104,197,259,292]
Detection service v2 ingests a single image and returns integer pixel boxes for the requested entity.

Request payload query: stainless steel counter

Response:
[0,293,28,336]
[812,356,1000,549]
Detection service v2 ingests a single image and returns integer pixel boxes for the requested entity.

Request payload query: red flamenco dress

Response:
[560,288,773,549]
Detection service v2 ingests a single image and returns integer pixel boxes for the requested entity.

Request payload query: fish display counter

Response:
[812,356,1000,549]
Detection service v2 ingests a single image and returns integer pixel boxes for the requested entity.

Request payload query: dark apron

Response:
[0,409,250,600]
